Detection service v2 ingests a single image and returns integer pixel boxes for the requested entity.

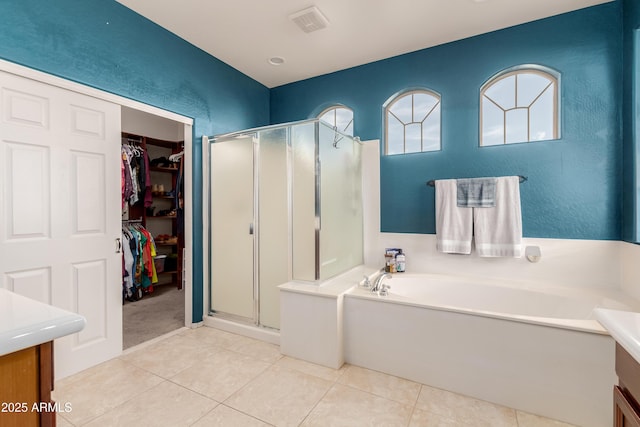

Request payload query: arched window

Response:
[480,66,560,146]
[318,105,354,136]
[384,89,441,155]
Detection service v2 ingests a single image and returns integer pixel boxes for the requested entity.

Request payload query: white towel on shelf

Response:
[435,179,473,254]
[473,176,523,257]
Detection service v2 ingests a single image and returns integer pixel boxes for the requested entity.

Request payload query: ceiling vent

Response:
[289,6,330,33]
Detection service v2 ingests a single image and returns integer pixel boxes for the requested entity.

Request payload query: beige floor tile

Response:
[192,404,272,427]
[170,348,271,402]
[225,335,283,363]
[337,365,421,405]
[182,326,282,363]
[52,358,163,425]
[516,411,578,427]
[415,385,518,427]
[225,364,333,426]
[301,383,413,427]
[56,413,74,427]
[274,356,347,382]
[119,333,215,378]
[82,380,217,427]
[180,325,248,349]
[410,407,466,426]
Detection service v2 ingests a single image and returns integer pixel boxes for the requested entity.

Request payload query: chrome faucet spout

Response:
[371,271,392,292]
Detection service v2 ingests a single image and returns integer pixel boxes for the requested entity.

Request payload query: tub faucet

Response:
[371,272,392,293]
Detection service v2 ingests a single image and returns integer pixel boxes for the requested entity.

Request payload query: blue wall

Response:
[623,0,640,243]
[271,2,624,240]
[0,0,630,322]
[0,0,271,322]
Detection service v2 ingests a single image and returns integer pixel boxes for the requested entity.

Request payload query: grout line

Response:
[56,412,77,427]
[219,404,277,427]
[297,382,337,426]
[187,404,219,427]
[162,378,221,404]
[405,384,423,427]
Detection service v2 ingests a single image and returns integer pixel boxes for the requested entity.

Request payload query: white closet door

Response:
[0,71,122,379]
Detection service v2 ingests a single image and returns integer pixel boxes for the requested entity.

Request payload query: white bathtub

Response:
[344,273,639,427]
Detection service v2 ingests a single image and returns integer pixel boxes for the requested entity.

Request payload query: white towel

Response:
[435,179,473,254]
[473,176,522,257]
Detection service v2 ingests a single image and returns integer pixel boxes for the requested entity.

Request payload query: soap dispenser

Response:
[396,251,406,273]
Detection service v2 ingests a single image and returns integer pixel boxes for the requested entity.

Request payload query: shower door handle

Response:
[249,223,254,235]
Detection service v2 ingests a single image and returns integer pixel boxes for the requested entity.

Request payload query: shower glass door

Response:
[208,128,290,329]
[207,119,364,329]
[210,136,255,321]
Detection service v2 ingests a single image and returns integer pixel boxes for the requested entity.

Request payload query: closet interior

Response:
[121,107,185,349]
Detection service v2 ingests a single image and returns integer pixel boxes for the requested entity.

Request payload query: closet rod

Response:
[426,175,527,187]
[122,218,143,223]
[122,137,143,144]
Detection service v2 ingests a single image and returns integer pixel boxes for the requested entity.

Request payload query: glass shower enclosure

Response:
[205,120,363,329]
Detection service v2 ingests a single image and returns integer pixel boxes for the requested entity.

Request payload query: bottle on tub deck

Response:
[384,253,393,272]
[385,248,402,273]
[396,250,406,273]
[389,256,397,273]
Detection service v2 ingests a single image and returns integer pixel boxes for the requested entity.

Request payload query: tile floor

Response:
[53,326,577,426]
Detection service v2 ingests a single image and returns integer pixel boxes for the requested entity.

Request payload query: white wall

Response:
[362,140,639,296]
[621,242,640,300]
[121,106,183,141]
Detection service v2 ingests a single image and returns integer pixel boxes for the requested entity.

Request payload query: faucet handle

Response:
[362,276,371,289]
[379,283,391,296]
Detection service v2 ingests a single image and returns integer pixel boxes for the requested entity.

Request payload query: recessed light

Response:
[268,57,285,66]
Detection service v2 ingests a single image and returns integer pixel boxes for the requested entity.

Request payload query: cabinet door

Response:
[210,137,255,320]
[615,386,640,427]
[0,71,122,379]
[0,347,39,426]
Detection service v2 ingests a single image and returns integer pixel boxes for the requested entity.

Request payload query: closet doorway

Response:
[0,59,193,379]
[121,107,187,349]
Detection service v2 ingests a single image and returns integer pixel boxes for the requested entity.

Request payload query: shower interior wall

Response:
[209,120,364,330]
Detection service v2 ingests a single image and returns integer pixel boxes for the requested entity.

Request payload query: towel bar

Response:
[426,175,527,187]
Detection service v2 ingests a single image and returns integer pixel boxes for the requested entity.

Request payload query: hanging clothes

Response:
[175,151,185,234]
[122,222,158,301]
[121,142,151,208]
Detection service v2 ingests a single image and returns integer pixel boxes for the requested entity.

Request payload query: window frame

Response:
[317,104,354,136]
[479,64,561,146]
[383,88,442,156]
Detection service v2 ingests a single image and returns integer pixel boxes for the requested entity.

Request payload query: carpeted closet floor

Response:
[123,284,184,349]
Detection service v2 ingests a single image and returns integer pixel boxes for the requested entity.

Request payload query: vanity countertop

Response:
[594,308,640,364]
[0,288,86,357]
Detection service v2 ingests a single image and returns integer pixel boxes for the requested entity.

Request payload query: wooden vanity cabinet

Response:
[615,343,640,427]
[0,341,56,427]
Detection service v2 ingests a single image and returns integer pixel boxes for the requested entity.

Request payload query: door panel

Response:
[2,87,49,128]
[72,260,107,346]
[5,141,50,239]
[6,268,51,304]
[72,151,106,234]
[0,71,121,379]
[210,137,255,320]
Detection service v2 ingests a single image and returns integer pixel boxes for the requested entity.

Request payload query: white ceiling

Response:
[116,0,612,88]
